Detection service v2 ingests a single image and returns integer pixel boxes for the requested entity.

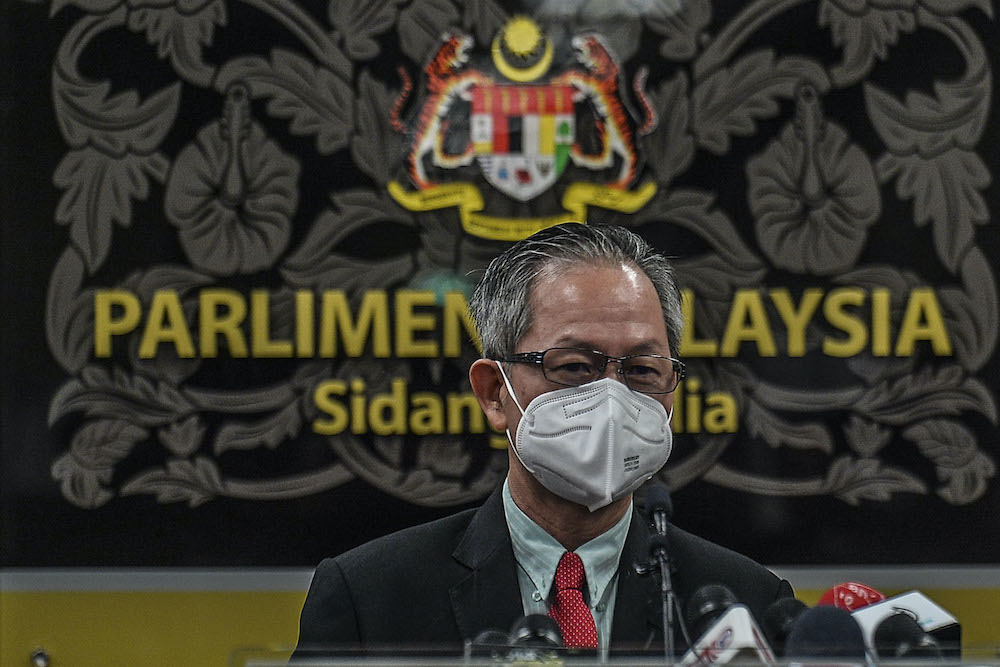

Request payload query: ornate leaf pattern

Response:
[822,456,927,505]
[51,420,149,509]
[45,249,96,373]
[54,149,169,272]
[53,14,180,153]
[937,249,1000,372]
[159,416,206,458]
[121,457,225,507]
[857,366,998,426]
[903,419,996,504]
[282,190,415,289]
[216,50,353,154]
[639,73,694,185]
[127,1,227,86]
[844,415,892,458]
[352,70,407,183]
[461,0,508,46]
[48,366,194,427]
[866,48,991,272]
[213,401,303,455]
[744,399,834,454]
[877,150,989,272]
[818,0,916,86]
[397,0,461,64]
[329,0,405,61]
[645,0,710,61]
[692,50,828,154]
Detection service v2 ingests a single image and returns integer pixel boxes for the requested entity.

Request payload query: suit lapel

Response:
[610,507,659,649]
[449,486,524,640]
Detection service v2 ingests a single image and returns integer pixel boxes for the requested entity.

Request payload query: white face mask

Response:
[497,362,673,512]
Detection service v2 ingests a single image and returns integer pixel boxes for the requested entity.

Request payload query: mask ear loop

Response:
[495,361,526,414]
[494,361,526,451]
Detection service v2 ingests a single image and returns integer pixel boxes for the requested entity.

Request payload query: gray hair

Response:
[469,222,684,359]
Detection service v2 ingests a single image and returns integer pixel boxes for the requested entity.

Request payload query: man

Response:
[293,223,792,657]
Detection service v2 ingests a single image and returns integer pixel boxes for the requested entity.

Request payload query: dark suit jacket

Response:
[293,486,792,656]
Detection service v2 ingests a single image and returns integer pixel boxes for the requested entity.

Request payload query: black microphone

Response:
[679,584,775,665]
[785,605,867,660]
[874,612,943,659]
[761,597,808,656]
[685,584,737,642]
[851,590,961,657]
[465,616,566,663]
[508,614,564,648]
[468,628,514,659]
[644,483,679,658]
[646,483,673,536]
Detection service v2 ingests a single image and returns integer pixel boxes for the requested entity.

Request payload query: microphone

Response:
[679,584,775,666]
[646,483,673,535]
[761,597,808,656]
[817,581,886,611]
[508,614,564,649]
[643,483,680,658]
[686,584,737,641]
[851,590,961,657]
[466,615,566,663]
[467,628,515,659]
[784,605,867,660]
[873,612,943,659]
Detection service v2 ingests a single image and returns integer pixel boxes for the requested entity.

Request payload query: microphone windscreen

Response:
[762,597,808,651]
[646,483,674,520]
[469,629,512,658]
[874,612,943,659]
[685,583,737,641]
[785,605,867,659]
[509,614,564,648]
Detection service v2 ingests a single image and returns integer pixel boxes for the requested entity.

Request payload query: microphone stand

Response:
[650,534,676,662]
[641,484,693,663]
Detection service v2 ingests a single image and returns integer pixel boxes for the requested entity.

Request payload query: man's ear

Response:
[469,358,509,432]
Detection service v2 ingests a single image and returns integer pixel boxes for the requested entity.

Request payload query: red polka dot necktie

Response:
[548,551,598,648]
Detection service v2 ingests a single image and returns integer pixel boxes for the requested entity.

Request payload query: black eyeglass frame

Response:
[498,347,687,394]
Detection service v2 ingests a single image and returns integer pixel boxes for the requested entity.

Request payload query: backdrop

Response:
[3,0,998,570]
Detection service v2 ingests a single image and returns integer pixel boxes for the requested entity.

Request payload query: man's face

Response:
[498,261,676,436]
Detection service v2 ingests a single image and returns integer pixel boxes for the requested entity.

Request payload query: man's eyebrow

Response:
[551,337,668,355]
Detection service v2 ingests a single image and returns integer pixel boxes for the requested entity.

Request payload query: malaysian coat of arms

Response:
[34,0,997,558]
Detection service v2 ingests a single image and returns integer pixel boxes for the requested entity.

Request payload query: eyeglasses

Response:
[499,347,686,394]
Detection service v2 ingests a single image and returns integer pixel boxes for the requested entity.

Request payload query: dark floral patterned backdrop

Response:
[2,0,998,567]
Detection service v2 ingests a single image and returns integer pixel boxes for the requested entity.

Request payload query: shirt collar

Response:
[502,479,632,606]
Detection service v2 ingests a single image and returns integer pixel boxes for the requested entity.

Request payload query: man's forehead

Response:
[521,261,670,351]
[532,259,643,295]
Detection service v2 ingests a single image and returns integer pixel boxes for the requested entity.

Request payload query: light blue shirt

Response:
[502,479,632,652]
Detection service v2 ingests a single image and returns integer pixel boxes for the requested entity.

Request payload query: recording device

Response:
[851,590,961,658]
[679,584,775,665]
[784,605,868,661]
[761,596,808,656]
